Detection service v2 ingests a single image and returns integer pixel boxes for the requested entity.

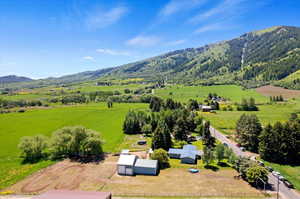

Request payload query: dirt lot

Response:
[102,168,262,197]
[256,85,300,99]
[8,156,118,194]
[6,155,262,197]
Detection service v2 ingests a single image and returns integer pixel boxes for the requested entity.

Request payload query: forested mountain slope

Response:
[2,26,300,89]
[106,26,300,87]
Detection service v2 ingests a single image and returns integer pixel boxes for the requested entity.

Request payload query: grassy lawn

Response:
[155,85,268,103]
[0,102,147,190]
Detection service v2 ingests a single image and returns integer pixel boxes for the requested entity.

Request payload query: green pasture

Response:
[155,85,268,103]
[264,161,300,190]
[199,101,300,135]
[0,102,147,190]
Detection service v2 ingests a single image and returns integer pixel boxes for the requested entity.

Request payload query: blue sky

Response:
[0,0,299,79]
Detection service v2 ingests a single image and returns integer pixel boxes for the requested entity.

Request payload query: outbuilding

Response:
[180,151,197,164]
[168,144,203,165]
[201,105,212,112]
[168,148,183,159]
[117,154,137,176]
[32,190,112,199]
[134,159,158,175]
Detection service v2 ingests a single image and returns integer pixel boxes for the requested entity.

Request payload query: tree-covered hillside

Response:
[2,26,300,89]
[105,26,300,88]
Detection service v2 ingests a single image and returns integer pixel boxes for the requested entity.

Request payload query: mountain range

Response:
[0,75,33,84]
[1,25,300,89]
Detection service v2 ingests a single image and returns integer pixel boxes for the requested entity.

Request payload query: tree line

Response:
[236,113,300,164]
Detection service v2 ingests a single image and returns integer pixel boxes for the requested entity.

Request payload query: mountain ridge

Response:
[0,75,33,84]
[1,25,300,89]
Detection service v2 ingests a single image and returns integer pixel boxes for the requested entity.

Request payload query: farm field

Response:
[0,102,147,190]
[256,85,300,99]
[155,85,268,103]
[199,100,300,135]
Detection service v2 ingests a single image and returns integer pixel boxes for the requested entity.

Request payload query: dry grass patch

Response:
[102,168,262,197]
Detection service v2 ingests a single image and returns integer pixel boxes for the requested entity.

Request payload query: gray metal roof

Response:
[168,145,203,160]
[117,154,137,166]
[183,144,197,151]
[168,148,183,154]
[135,159,158,168]
[181,151,197,159]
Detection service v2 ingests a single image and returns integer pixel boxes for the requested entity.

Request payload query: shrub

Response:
[50,126,103,160]
[246,166,268,187]
[151,148,169,169]
[18,135,48,163]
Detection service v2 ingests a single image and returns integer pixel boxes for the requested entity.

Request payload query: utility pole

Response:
[277,175,280,199]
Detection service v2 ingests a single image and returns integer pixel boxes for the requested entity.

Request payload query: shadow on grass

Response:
[204,165,219,171]
[217,162,231,167]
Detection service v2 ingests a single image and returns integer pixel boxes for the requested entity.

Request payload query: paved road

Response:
[210,126,300,199]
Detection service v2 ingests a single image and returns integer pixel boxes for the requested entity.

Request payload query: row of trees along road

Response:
[236,113,300,164]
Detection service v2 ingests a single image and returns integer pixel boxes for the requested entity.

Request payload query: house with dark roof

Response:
[168,144,203,164]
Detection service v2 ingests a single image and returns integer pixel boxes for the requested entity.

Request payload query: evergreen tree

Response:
[202,121,216,149]
[165,98,176,110]
[173,117,189,141]
[149,96,163,112]
[236,114,262,152]
[152,121,172,150]
[187,99,199,111]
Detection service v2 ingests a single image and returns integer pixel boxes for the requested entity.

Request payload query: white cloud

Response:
[126,36,161,47]
[96,48,131,56]
[86,6,128,29]
[82,56,95,61]
[160,0,207,17]
[189,0,247,24]
[194,23,224,33]
[167,39,186,46]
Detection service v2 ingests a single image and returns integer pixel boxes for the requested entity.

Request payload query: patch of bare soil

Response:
[8,156,118,194]
[256,85,300,99]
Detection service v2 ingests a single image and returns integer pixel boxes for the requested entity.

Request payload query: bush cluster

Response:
[18,126,103,163]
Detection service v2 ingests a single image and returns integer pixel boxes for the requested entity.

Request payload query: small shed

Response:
[134,159,158,175]
[117,154,137,176]
[32,190,112,199]
[202,105,212,112]
[180,151,197,164]
[168,148,183,159]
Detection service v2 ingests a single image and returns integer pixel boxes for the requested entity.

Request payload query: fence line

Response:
[114,192,267,198]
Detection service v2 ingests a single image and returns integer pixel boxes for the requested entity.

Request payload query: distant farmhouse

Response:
[168,144,203,164]
[117,151,159,176]
[200,105,212,112]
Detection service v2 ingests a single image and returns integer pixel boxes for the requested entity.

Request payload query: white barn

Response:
[117,155,137,176]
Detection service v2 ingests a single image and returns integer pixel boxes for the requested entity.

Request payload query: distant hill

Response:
[105,25,300,88]
[0,75,33,84]
[2,25,300,89]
